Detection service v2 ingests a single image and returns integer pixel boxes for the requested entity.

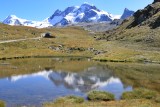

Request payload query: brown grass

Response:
[43,99,160,107]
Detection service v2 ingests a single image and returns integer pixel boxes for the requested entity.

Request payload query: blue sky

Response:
[0,0,153,21]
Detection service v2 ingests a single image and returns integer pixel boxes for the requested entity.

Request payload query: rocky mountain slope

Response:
[127,1,160,29]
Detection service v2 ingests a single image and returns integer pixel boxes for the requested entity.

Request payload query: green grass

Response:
[122,88,158,100]
[87,91,115,101]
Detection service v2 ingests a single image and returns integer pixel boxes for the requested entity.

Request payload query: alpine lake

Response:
[0,57,159,107]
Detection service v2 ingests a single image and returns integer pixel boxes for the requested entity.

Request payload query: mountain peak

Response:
[52,9,62,16]
[55,9,62,13]
[3,15,23,26]
[48,3,116,26]
[82,2,94,6]
[124,8,134,12]
[80,2,98,11]
[121,8,134,19]
[124,8,129,11]
[6,15,18,19]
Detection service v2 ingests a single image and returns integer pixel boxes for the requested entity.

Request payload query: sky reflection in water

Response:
[0,65,132,106]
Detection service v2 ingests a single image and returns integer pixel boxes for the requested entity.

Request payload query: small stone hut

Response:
[41,32,55,38]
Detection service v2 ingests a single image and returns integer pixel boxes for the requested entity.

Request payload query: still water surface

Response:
[1,58,159,106]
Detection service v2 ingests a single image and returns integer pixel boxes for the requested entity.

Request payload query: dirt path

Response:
[0,37,41,44]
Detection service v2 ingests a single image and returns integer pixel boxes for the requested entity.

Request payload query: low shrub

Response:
[87,90,115,101]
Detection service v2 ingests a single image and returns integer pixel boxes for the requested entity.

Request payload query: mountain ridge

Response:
[2,3,134,28]
[45,3,119,26]
[3,15,52,28]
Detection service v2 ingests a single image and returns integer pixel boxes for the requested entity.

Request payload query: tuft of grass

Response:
[0,100,5,107]
[54,96,84,104]
[155,96,160,103]
[122,88,158,100]
[43,96,85,107]
[87,90,115,101]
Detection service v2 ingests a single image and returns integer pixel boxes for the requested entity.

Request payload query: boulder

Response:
[41,32,55,38]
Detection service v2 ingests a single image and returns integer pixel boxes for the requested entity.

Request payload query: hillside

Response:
[93,1,160,62]
[0,23,100,59]
[97,1,160,42]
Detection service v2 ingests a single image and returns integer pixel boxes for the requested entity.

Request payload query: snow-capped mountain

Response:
[48,3,117,26]
[120,8,134,19]
[3,15,51,28]
[2,3,134,28]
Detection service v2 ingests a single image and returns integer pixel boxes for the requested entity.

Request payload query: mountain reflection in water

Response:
[0,65,132,106]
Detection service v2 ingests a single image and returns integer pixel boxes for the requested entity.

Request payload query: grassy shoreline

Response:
[44,99,160,107]
[43,89,160,107]
[1,55,160,65]
[0,55,91,60]
[1,89,159,107]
